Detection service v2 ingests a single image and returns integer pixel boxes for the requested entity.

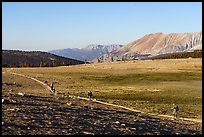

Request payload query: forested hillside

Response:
[2,50,85,67]
[150,50,202,60]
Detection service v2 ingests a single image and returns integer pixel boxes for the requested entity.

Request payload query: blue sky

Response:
[2,2,202,51]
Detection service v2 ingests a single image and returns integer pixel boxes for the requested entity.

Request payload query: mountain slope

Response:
[49,44,123,62]
[2,50,85,67]
[95,31,202,62]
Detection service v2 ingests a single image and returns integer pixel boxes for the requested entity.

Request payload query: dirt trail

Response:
[10,72,202,123]
[11,72,53,92]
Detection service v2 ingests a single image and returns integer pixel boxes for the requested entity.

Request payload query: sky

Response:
[2,2,202,52]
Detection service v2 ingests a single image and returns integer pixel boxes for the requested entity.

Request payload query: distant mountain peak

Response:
[95,31,202,62]
[49,44,123,62]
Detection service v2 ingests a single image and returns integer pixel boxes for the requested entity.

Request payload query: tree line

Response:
[150,50,202,60]
[2,50,85,68]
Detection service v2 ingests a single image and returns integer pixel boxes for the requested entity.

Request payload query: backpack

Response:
[175,106,179,111]
[88,91,92,97]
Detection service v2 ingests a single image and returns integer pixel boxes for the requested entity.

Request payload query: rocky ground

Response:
[2,92,202,135]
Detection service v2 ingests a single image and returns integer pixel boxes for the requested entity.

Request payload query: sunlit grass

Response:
[3,58,202,119]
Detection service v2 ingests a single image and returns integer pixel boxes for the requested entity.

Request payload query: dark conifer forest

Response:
[2,50,85,67]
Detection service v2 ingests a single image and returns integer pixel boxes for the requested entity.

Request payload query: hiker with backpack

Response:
[87,91,93,99]
[171,103,179,120]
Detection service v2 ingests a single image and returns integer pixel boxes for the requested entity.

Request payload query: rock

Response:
[68,95,72,98]
[17,93,24,96]
[11,100,17,103]
[67,102,72,106]
[83,131,94,135]
[24,117,29,120]
[121,123,126,126]
[114,121,120,124]
[57,96,65,100]
[131,127,136,130]
[7,108,15,111]
[15,108,20,111]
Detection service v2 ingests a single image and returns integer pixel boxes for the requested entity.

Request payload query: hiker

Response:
[53,87,55,94]
[87,91,93,99]
[50,82,54,91]
[171,103,179,119]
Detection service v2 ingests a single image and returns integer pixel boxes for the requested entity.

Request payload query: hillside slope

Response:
[2,50,85,67]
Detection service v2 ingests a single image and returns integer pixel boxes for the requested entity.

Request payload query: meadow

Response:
[3,58,202,120]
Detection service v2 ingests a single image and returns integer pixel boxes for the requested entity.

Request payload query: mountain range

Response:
[49,44,123,62]
[95,31,202,62]
[3,31,201,67]
[49,31,202,63]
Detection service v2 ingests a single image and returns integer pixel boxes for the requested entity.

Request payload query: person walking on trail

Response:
[50,82,54,92]
[171,103,179,120]
[53,87,56,94]
[88,91,93,99]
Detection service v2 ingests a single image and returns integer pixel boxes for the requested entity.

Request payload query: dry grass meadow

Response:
[2,58,202,120]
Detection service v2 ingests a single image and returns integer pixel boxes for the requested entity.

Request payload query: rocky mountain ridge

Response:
[95,31,202,62]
